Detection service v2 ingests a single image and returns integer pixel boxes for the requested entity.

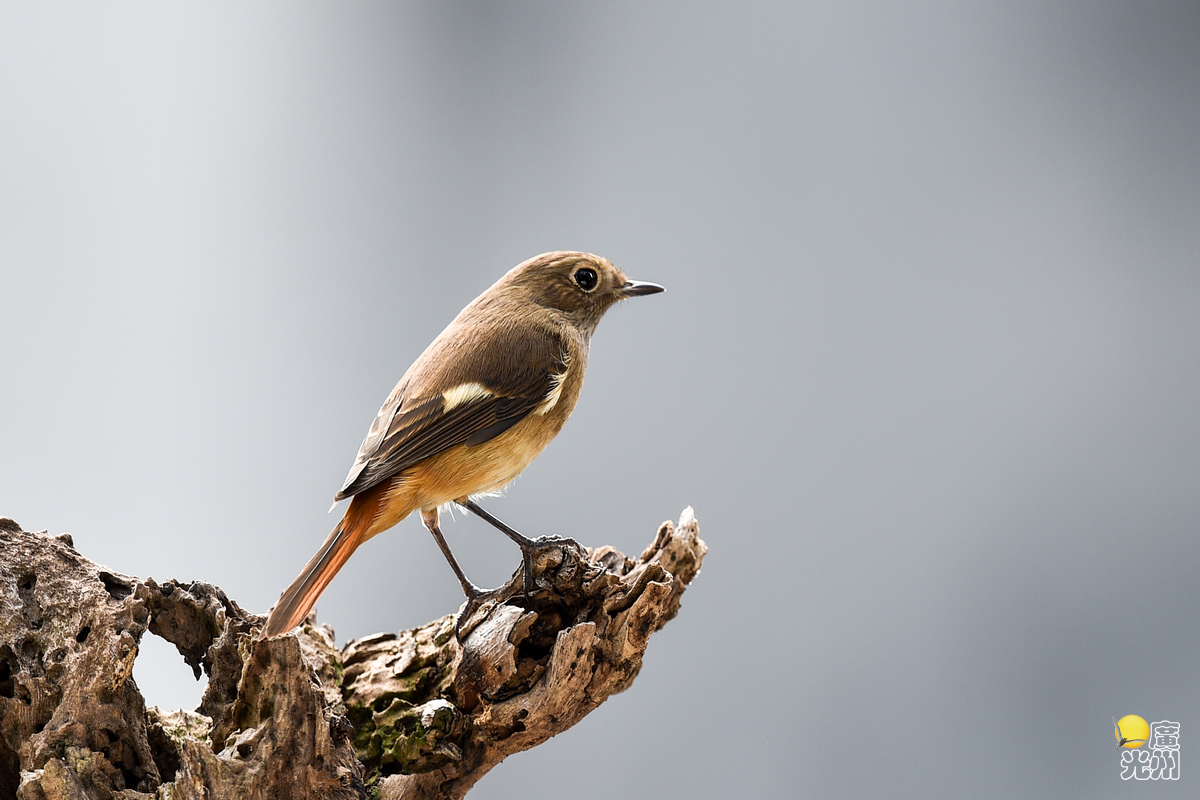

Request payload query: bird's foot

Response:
[454,536,585,640]
[516,535,583,595]
[455,584,509,640]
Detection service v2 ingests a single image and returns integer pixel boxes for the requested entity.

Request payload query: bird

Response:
[261,251,664,638]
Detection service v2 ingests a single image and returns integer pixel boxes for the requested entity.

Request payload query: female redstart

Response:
[262,252,663,638]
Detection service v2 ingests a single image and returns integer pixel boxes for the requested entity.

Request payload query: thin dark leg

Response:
[421,508,503,639]
[458,499,536,592]
[421,509,481,598]
[458,499,536,547]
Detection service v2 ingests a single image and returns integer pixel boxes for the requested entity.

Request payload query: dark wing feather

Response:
[335,324,568,500]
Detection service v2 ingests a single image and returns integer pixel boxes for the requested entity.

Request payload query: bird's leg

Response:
[420,508,481,598]
[457,499,538,594]
[421,508,500,638]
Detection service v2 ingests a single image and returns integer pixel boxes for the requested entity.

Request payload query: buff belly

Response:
[365,411,568,537]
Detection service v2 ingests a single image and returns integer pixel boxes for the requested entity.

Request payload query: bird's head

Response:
[503,251,664,336]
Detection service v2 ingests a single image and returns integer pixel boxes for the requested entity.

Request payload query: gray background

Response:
[2,2,1198,797]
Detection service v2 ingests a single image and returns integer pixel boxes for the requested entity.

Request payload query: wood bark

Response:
[0,510,705,799]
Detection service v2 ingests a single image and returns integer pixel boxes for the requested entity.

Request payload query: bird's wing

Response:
[334,324,570,500]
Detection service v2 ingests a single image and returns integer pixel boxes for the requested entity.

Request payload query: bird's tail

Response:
[262,510,369,638]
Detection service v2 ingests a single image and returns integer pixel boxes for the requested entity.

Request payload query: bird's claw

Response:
[454,535,584,640]
[455,585,505,640]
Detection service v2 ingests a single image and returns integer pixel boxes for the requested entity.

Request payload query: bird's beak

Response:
[619,279,665,298]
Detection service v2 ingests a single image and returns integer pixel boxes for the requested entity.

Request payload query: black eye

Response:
[573,267,598,291]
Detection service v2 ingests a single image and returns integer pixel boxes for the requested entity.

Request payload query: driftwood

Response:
[0,510,705,800]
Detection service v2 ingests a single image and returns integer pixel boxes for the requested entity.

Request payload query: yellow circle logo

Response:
[1114,715,1150,749]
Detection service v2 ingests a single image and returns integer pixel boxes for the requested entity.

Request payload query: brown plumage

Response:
[262,251,663,638]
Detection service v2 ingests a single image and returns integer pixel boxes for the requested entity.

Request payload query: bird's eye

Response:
[573,267,598,291]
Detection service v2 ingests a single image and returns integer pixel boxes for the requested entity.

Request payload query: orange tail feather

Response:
[262,499,376,638]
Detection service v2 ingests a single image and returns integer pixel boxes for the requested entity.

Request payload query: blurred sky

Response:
[2,2,1199,797]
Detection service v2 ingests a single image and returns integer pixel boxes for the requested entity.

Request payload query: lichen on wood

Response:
[0,510,705,800]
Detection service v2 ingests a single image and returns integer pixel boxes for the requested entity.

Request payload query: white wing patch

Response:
[442,381,493,411]
[537,370,568,415]
[537,350,572,415]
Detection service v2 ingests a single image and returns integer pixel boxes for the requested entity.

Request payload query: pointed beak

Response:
[619,279,665,298]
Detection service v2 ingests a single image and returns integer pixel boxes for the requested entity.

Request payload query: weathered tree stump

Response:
[0,510,705,799]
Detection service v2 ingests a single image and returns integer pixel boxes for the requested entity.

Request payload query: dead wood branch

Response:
[0,510,705,800]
